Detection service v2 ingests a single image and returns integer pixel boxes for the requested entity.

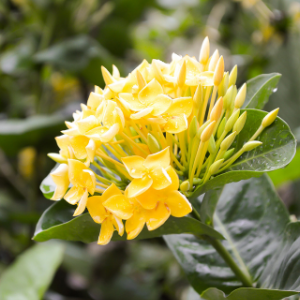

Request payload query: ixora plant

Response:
[35,37,300,299]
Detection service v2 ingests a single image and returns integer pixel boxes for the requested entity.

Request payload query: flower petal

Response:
[70,135,89,160]
[138,79,163,105]
[86,196,107,223]
[103,100,118,127]
[165,191,192,217]
[73,189,88,216]
[87,92,103,111]
[164,166,180,191]
[98,218,114,245]
[146,202,171,231]
[112,215,124,236]
[50,164,69,200]
[126,209,146,240]
[135,187,160,210]
[119,93,145,111]
[152,95,172,116]
[77,115,98,134]
[99,123,120,143]
[64,186,85,205]
[102,183,123,202]
[121,156,147,178]
[126,176,153,198]
[150,167,172,190]
[144,147,170,171]
[164,114,188,134]
[103,195,133,220]
[130,107,153,120]
[166,97,193,117]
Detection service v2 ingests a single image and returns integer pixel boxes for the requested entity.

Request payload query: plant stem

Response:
[204,236,253,287]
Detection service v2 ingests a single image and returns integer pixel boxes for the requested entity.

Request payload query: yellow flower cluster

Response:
[48,37,278,245]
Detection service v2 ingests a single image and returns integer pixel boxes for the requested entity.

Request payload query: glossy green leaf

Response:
[268,148,300,187]
[243,73,281,109]
[0,115,65,155]
[0,242,64,300]
[40,169,56,199]
[33,200,224,243]
[191,109,296,199]
[165,175,292,295]
[258,222,300,291]
[200,287,297,300]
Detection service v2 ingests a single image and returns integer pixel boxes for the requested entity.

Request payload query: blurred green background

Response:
[1,0,300,299]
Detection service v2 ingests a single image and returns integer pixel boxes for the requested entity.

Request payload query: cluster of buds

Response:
[48,37,279,245]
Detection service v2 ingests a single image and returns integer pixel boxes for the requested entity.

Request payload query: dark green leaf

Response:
[258,222,300,291]
[0,115,65,155]
[201,287,297,300]
[244,73,281,109]
[165,175,291,295]
[191,109,296,199]
[33,200,224,243]
[0,242,64,300]
[268,148,300,187]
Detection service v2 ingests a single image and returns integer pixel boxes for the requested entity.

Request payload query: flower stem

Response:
[204,236,253,287]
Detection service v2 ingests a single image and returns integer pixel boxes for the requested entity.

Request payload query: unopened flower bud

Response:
[177,60,187,87]
[223,85,237,110]
[189,116,198,140]
[201,121,216,142]
[101,66,116,85]
[233,111,247,134]
[112,65,120,79]
[210,97,223,122]
[235,83,247,108]
[213,56,224,86]
[152,59,164,82]
[48,153,67,164]
[147,133,161,153]
[218,72,229,97]
[220,131,237,151]
[199,37,210,64]
[262,108,279,128]
[242,141,263,152]
[223,148,235,160]
[209,49,219,71]
[209,159,224,175]
[196,120,210,138]
[208,135,217,154]
[180,180,190,192]
[225,109,240,132]
[217,117,227,138]
[229,65,238,87]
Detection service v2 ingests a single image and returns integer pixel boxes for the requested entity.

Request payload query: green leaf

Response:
[244,73,281,109]
[164,175,292,295]
[191,109,296,199]
[0,115,65,155]
[33,200,224,243]
[0,242,64,300]
[200,287,297,300]
[40,166,57,199]
[268,148,300,187]
[258,222,300,291]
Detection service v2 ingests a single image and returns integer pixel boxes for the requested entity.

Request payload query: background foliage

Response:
[1,0,300,299]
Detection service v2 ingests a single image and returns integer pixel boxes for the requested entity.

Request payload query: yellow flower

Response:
[87,184,132,245]
[50,163,69,201]
[119,79,172,120]
[121,147,176,198]
[64,159,96,216]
